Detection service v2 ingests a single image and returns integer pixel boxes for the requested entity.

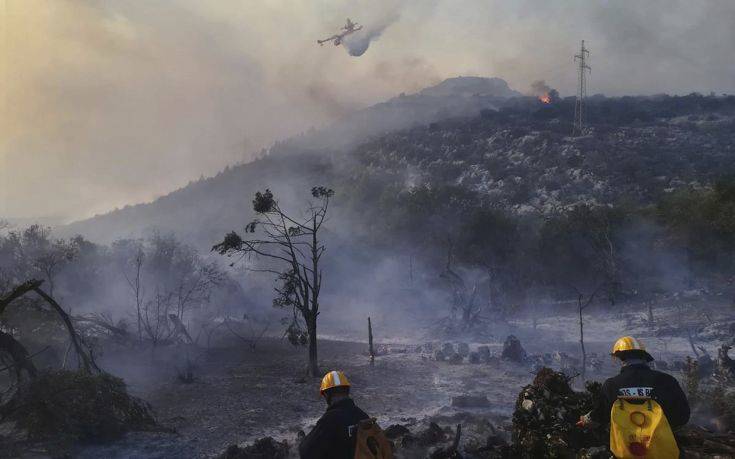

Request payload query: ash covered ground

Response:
[64,302,729,458]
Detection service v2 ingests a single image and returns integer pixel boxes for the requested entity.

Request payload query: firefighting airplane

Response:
[317,18,362,46]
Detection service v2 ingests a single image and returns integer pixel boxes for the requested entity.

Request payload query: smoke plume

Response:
[341,11,399,57]
[530,80,553,97]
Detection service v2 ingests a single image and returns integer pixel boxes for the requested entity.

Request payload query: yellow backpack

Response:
[610,397,679,458]
[354,418,393,459]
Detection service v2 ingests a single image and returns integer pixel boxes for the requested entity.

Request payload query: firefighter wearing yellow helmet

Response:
[577,337,690,458]
[300,371,392,459]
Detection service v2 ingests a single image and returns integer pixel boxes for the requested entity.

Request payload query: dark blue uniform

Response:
[590,363,690,427]
[299,398,370,459]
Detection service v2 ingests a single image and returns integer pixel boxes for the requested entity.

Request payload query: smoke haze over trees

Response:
[31,85,735,336]
[5,2,735,455]
[3,1,735,222]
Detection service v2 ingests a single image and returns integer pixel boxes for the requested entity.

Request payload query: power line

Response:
[573,40,591,137]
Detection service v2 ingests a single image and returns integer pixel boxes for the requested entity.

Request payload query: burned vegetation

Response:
[3,92,735,458]
[0,280,156,455]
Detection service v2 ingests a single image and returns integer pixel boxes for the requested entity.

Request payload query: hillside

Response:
[354,96,735,213]
[61,85,735,251]
[59,76,520,244]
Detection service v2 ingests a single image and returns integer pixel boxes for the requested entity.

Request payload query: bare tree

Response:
[122,247,145,342]
[213,187,333,377]
[675,303,708,358]
[141,290,175,347]
[572,207,620,305]
[0,279,99,377]
[118,235,223,346]
[646,301,655,330]
[173,260,224,325]
[32,239,76,297]
[440,239,485,329]
[7,226,77,298]
[223,314,271,350]
[574,284,602,379]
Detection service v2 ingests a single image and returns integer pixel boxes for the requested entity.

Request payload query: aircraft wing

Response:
[317,34,338,44]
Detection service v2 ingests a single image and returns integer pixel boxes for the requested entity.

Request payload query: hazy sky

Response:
[2,0,734,222]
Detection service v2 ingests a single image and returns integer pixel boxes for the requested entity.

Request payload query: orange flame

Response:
[539,93,552,104]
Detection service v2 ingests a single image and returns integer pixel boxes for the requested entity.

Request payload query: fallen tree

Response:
[0,280,46,384]
[0,279,157,448]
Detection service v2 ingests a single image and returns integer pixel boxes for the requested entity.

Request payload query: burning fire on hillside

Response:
[531,80,557,104]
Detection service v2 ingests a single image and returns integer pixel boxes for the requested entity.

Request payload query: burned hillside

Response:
[7,0,735,456]
[4,88,735,457]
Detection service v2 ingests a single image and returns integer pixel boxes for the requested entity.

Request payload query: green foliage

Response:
[1,370,155,443]
[657,178,735,274]
[212,231,244,255]
[311,186,334,198]
[252,189,275,213]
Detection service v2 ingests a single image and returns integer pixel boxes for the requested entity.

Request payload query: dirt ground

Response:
[19,303,731,458]
[70,330,603,456]
[73,338,522,458]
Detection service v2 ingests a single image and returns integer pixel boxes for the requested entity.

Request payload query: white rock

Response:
[522,399,534,411]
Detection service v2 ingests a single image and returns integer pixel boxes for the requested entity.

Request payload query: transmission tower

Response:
[573,40,591,136]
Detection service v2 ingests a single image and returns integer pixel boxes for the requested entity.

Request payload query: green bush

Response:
[1,369,155,443]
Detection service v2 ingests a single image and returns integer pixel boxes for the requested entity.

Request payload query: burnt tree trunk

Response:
[687,327,700,358]
[368,317,375,366]
[307,314,319,377]
[575,286,600,379]
[579,294,586,378]
[647,303,655,330]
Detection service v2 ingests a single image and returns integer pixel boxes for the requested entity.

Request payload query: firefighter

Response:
[299,370,370,459]
[577,336,690,457]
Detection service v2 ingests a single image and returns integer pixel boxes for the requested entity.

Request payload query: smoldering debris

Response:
[512,367,608,458]
[214,417,512,459]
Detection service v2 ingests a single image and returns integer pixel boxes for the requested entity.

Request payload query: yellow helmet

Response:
[612,336,653,361]
[320,370,351,395]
